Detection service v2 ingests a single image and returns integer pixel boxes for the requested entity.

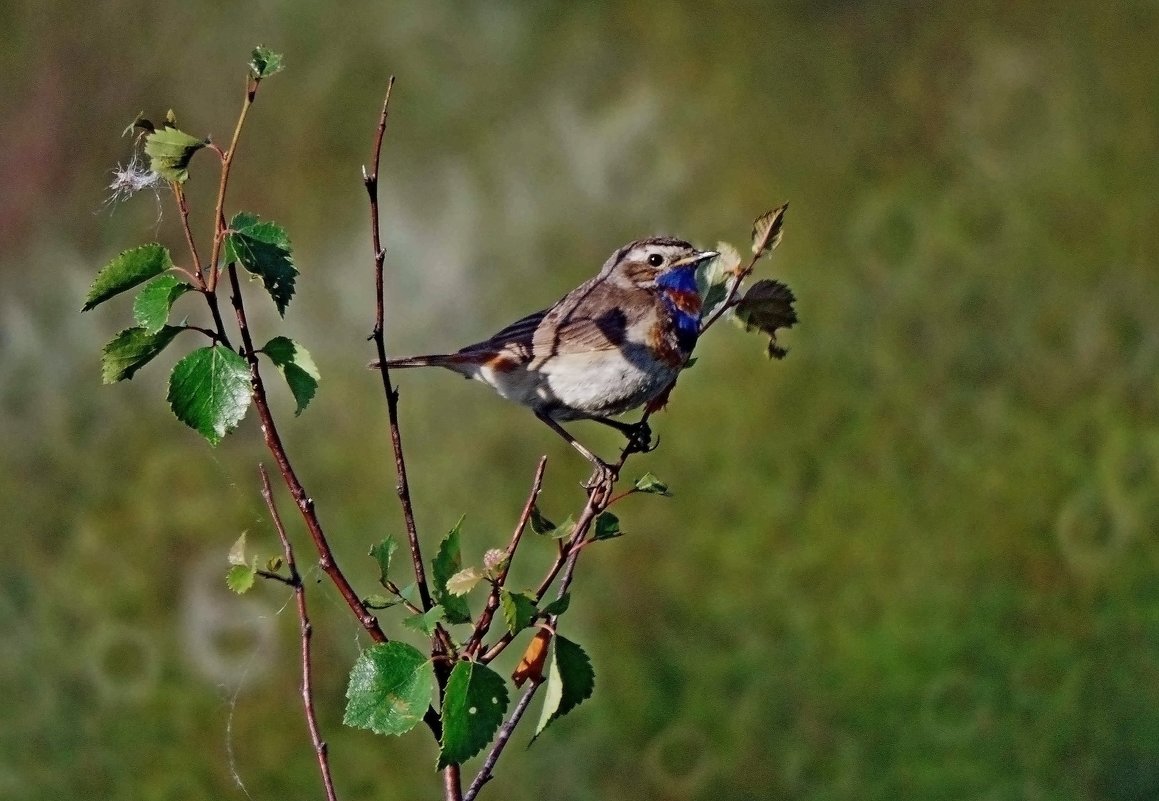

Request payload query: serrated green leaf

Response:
[532,636,595,742]
[539,592,571,619]
[144,126,207,183]
[734,279,798,360]
[593,512,623,541]
[167,346,252,445]
[432,517,472,624]
[370,536,399,586]
[751,204,788,258]
[133,274,193,334]
[438,661,508,768]
[447,567,484,597]
[226,563,256,594]
[634,472,672,496]
[224,212,298,316]
[402,605,446,637]
[344,642,433,737]
[228,532,248,566]
[101,325,183,383]
[260,336,319,415]
[84,244,174,311]
[500,590,538,635]
[250,46,285,79]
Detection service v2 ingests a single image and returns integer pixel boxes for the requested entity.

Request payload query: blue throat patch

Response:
[656,266,700,353]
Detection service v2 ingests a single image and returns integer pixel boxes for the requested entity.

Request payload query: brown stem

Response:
[465,457,547,658]
[463,681,542,801]
[259,464,339,801]
[363,80,436,615]
[207,74,259,293]
[443,764,464,801]
[172,184,206,290]
[226,263,386,642]
[479,476,611,664]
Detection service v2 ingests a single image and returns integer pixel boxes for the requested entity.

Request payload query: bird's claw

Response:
[622,421,659,456]
[583,460,617,491]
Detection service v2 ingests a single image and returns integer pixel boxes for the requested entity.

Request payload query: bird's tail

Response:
[369,353,471,370]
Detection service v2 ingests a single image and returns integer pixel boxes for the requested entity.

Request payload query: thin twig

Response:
[171,184,206,290]
[259,464,339,801]
[479,473,611,665]
[463,681,542,801]
[465,457,548,658]
[207,73,259,293]
[363,77,435,615]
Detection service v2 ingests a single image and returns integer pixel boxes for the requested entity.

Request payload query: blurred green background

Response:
[3,1,1158,799]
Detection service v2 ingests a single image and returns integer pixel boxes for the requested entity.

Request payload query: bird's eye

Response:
[647,253,664,267]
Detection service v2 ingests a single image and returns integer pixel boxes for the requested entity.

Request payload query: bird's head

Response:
[603,237,719,293]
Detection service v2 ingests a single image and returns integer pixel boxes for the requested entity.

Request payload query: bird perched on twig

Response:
[373,238,719,485]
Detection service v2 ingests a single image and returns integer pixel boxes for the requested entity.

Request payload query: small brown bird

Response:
[375,237,718,482]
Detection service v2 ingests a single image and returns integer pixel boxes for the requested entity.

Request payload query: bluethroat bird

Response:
[374,238,719,484]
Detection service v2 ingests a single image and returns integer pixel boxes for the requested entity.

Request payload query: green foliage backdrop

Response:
[2,2,1157,799]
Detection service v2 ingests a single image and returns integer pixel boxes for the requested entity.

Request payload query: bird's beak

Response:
[673,250,719,268]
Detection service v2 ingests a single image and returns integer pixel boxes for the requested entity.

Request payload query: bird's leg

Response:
[588,415,658,455]
[535,411,616,489]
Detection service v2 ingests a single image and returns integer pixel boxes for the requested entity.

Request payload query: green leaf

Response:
[530,506,574,539]
[167,345,253,445]
[733,279,798,360]
[751,203,788,258]
[250,46,285,79]
[101,325,183,383]
[144,125,207,183]
[532,636,595,741]
[260,336,319,415]
[363,594,397,609]
[402,605,446,637]
[265,556,282,572]
[224,212,298,316]
[395,582,421,608]
[228,532,249,566]
[500,590,538,635]
[226,563,256,594]
[370,536,399,586]
[438,661,509,768]
[344,642,433,737]
[432,517,472,624]
[634,473,672,496]
[593,512,623,541]
[84,244,174,311]
[133,274,193,334]
[447,567,485,597]
[529,504,555,535]
[696,242,739,322]
[539,592,571,618]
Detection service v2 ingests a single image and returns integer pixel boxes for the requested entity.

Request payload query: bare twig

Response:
[259,464,339,801]
[207,72,260,293]
[465,457,548,658]
[171,184,206,290]
[463,681,542,801]
[363,77,436,616]
[362,77,456,794]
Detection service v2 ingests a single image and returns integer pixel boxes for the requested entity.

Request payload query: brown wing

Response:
[530,277,654,365]
[457,307,549,361]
